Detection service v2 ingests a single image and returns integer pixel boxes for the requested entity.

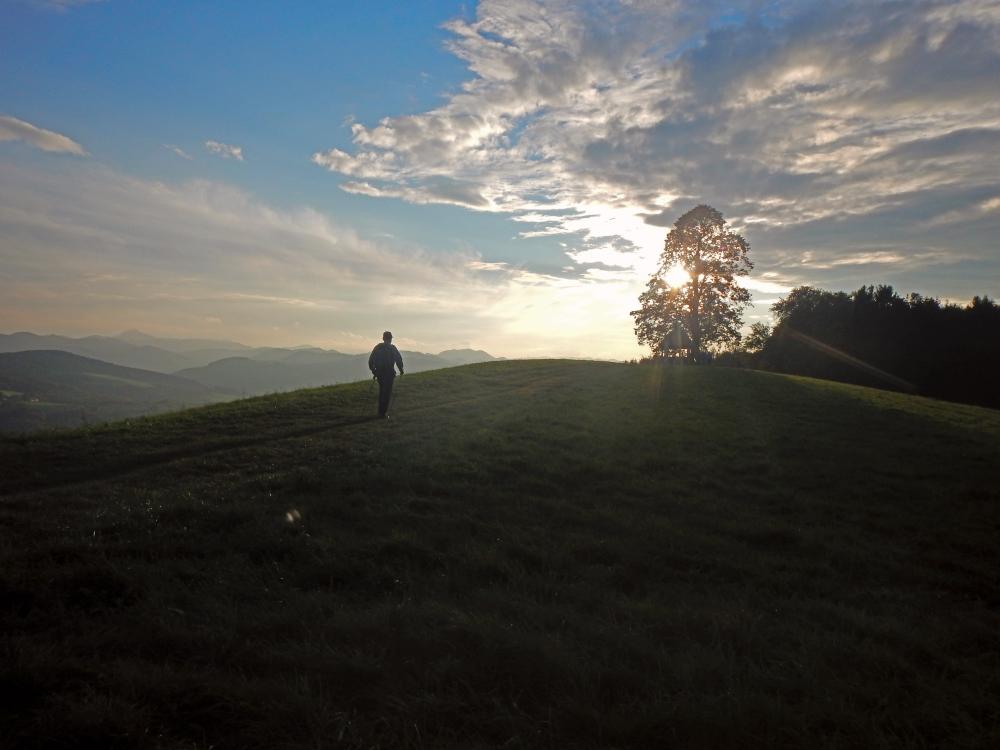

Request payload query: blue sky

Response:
[0,2,489,241]
[2,0,998,358]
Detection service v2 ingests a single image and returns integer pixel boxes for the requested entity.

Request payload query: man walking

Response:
[368,331,404,419]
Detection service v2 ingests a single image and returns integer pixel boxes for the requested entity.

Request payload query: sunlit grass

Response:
[2,361,998,748]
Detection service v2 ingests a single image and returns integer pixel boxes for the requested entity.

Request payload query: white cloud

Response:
[0,115,87,155]
[795,249,954,271]
[829,252,907,267]
[204,140,244,161]
[921,194,1000,226]
[742,278,794,295]
[565,244,638,269]
[312,0,1000,303]
[163,144,193,160]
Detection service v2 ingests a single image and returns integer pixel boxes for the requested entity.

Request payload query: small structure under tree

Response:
[632,204,752,361]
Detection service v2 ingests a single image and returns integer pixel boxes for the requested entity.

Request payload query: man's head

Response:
[382,331,392,343]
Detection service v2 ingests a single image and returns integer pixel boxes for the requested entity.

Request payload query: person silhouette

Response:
[368,331,404,419]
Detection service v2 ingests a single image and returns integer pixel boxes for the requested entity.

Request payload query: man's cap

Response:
[383,331,392,340]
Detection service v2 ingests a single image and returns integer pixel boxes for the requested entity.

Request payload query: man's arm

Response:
[394,346,404,375]
[368,346,377,374]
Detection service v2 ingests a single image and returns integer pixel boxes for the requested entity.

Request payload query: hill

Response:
[1,361,998,748]
[175,348,496,395]
[114,329,251,353]
[0,331,197,373]
[0,350,233,433]
[0,331,498,395]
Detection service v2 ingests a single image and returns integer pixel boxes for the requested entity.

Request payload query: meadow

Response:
[1,360,998,748]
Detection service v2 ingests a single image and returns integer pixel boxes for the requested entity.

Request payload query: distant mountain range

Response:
[174,348,499,395]
[114,329,252,353]
[0,331,498,432]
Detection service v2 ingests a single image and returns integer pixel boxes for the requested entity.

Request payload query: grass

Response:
[2,360,999,748]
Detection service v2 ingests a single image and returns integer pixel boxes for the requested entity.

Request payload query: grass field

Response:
[2,361,999,748]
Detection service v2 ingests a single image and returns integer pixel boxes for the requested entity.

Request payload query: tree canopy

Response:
[632,205,752,360]
[753,284,1000,409]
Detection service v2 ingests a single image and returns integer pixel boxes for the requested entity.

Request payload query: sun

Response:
[663,263,691,288]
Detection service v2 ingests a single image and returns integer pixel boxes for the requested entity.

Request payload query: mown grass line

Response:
[2,360,999,749]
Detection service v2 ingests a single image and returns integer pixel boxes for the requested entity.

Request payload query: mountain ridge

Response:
[1,331,498,378]
[0,333,498,429]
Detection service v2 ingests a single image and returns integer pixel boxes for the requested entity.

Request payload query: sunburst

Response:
[663,263,691,288]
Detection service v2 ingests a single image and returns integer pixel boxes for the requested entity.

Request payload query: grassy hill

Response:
[2,361,998,748]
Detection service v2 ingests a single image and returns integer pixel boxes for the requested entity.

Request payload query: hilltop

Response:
[2,361,998,748]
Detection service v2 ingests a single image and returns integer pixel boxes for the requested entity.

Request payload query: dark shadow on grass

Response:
[0,415,378,496]
[0,375,570,497]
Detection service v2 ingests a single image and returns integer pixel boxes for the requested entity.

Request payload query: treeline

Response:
[722,285,1000,409]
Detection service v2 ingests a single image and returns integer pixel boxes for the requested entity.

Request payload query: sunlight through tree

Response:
[632,205,752,361]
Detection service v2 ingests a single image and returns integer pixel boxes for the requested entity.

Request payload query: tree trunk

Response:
[689,236,702,360]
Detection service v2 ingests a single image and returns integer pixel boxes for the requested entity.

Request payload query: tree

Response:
[631,204,752,360]
[761,284,1000,408]
[742,322,772,353]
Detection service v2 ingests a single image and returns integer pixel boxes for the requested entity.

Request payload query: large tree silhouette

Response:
[632,205,752,360]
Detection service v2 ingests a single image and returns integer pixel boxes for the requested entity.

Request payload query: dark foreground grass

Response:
[1,361,998,748]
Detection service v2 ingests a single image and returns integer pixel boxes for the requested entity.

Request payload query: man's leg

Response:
[377,375,395,417]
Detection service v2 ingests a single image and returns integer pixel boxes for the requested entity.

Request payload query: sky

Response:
[1,0,998,359]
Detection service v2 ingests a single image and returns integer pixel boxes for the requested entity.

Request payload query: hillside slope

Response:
[0,350,233,433]
[2,361,998,748]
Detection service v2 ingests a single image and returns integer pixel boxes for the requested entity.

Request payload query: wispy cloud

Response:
[0,161,648,358]
[0,115,87,155]
[204,140,244,161]
[163,144,193,160]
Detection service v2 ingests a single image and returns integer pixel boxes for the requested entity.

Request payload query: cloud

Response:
[163,144,193,160]
[0,161,648,357]
[204,140,244,161]
[312,0,1000,303]
[0,115,87,155]
[922,194,1000,227]
[340,176,490,209]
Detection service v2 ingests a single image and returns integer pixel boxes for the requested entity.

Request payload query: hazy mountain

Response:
[437,349,501,366]
[1,331,293,372]
[246,347,328,362]
[175,348,496,395]
[0,350,232,433]
[115,329,250,353]
[173,356,360,395]
[0,332,194,373]
[0,331,497,399]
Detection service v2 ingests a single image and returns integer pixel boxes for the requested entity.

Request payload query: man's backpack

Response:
[371,343,395,374]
